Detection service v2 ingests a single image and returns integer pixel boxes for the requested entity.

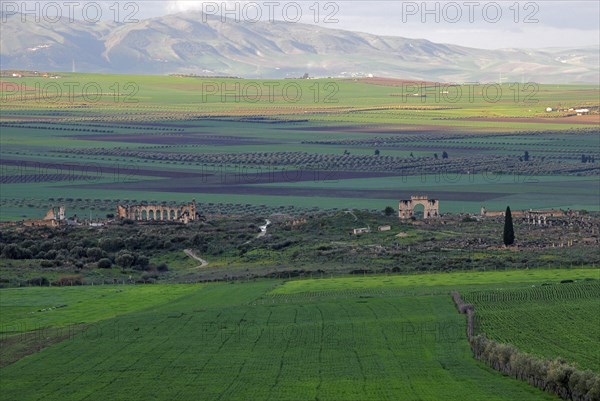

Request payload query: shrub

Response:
[141,272,159,281]
[86,247,105,261]
[2,244,32,259]
[115,252,135,269]
[134,255,149,270]
[98,237,124,252]
[97,258,112,269]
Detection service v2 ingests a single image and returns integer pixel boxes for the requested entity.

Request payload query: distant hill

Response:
[1,11,598,83]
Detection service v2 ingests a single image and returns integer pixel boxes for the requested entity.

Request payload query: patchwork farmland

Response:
[1,72,599,401]
[1,74,599,220]
[2,2,600,399]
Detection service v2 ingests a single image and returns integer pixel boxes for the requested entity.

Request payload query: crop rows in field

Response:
[54,148,600,176]
[0,174,94,184]
[303,128,598,146]
[464,281,600,371]
[257,287,446,305]
[467,281,600,305]
[0,197,324,218]
[0,283,558,401]
[0,120,186,132]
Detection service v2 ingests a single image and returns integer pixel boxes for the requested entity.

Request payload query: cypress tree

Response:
[503,206,515,246]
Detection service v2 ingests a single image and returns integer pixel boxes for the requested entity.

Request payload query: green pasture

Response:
[0,284,201,336]
[4,268,595,400]
[464,282,600,371]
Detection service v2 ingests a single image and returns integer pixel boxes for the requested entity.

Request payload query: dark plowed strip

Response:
[0,324,89,368]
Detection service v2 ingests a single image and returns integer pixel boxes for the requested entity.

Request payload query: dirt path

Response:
[256,219,271,239]
[183,249,208,268]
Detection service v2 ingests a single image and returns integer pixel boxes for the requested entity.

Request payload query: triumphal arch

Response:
[399,196,439,219]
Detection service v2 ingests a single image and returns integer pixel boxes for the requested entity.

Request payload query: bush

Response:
[86,247,105,261]
[115,252,135,269]
[2,244,32,259]
[157,262,169,272]
[98,237,124,252]
[40,260,54,268]
[97,258,112,269]
[141,272,159,281]
[134,255,149,270]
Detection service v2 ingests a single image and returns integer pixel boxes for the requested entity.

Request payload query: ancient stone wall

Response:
[116,200,197,224]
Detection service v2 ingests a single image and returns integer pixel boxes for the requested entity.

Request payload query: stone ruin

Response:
[399,196,439,219]
[44,206,65,221]
[480,206,579,227]
[117,200,198,224]
[22,206,67,227]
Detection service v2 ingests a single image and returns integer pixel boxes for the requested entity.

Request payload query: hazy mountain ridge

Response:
[1,12,598,83]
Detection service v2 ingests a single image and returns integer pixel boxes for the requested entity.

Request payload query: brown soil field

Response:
[0,81,37,92]
[0,159,207,179]
[283,124,456,134]
[0,174,94,184]
[351,77,441,87]
[461,115,599,125]
[70,134,277,146]
[73,179,507,202]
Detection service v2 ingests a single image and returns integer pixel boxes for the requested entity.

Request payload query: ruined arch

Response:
[399,196,439,219]
[412,203,425,218]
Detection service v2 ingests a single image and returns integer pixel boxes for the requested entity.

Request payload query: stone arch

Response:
[149,209,155,220]
[412,203,425,218]
[141,209,148,220]
[399,196,439,219]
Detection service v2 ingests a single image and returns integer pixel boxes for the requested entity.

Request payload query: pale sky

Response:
[15,1,600,49]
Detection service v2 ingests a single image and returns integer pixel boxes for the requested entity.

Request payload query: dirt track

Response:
[183,249,208,268]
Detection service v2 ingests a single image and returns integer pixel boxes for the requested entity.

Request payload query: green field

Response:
[1,268,597,400]
[464,281,600,371]
[1,74,599,220]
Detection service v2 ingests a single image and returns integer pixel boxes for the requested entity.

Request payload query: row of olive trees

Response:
[453,291,600,401]
[471,335,599,401]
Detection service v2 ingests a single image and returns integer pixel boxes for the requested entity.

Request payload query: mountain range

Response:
[1,11,598,83]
